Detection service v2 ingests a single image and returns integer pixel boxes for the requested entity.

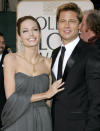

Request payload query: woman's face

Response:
[0,36,5,54]
[19,19,41,47]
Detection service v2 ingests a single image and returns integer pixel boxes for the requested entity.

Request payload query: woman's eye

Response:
[34,28,39,31]
[23,30,28,33]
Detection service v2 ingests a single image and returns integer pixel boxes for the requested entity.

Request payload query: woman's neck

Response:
[24,46,38,58]
[22,46,40,64]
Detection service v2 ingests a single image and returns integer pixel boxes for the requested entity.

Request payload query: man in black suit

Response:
[0,32,9,129]
[51,3,100,131]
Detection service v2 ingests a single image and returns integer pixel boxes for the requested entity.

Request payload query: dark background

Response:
[91,0,100,9]
[0,12,16,52]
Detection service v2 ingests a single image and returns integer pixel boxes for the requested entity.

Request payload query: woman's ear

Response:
[18,34,23,43]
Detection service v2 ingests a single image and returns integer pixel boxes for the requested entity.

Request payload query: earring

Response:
[19,40,24,51]
[20,40,23,45]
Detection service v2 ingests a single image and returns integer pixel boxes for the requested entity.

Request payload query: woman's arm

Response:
[4,55,64,102]
[30,79,64,103]
[3,53,16,99]
[30,57,64,103]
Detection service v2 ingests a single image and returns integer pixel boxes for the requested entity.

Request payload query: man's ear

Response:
[78,23,81,30]
[56,22,58,30]
[87,29,95,36]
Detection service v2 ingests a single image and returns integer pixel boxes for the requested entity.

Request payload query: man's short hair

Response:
[85,10,100,35]
[56,2,83,23]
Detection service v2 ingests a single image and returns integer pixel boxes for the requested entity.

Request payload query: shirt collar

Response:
[61,36,80,51]
[0,54,2,61]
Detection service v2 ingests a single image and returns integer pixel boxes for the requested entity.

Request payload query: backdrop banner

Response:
[17,0,94,57]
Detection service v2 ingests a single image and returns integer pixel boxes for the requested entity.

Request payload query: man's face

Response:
[57,11,80,45]
[80,14,90,43]
[0,36,5,54]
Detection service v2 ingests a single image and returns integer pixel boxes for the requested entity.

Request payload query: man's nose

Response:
[65,21,70,27]
[0,41,5,44]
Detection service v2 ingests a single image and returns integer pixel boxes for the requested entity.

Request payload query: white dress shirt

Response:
[52,36,80,79]
[0,54,2,62]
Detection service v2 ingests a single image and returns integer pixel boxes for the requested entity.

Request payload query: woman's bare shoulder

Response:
[4,53,16,64]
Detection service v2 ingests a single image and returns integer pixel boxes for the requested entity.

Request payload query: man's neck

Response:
[62,36,80,46]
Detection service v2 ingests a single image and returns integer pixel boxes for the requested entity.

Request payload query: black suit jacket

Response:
[0,48,8,128]
[51,39,100,131]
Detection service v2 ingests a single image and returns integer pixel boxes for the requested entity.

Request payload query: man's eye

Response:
[0,41,5,44]
[69,20,78,23]
[60,20,65,22]
[69,20,75,22]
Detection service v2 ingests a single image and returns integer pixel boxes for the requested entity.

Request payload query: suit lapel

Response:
[51,46,61,68]
[0,54,4,67]
[0,49,8,66]
[51,47,61,81]
[63,40,82,80]
[1,54,4,65]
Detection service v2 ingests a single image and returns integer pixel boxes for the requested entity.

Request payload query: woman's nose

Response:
[29,30,33,36]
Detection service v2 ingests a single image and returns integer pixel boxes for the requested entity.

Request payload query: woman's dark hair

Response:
[17,16,41,35]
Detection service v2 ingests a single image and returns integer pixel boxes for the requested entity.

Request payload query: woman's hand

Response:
[46,79,65,99]
[30,79,65,103]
